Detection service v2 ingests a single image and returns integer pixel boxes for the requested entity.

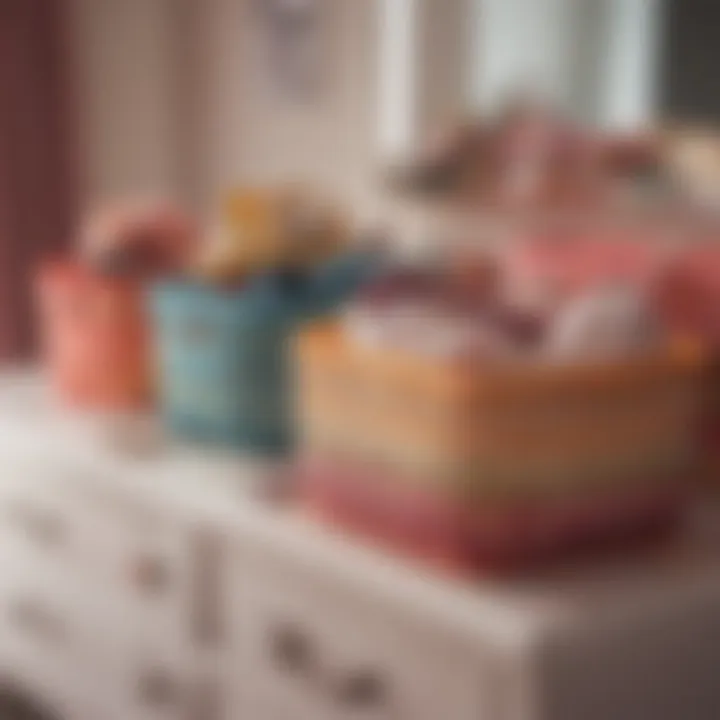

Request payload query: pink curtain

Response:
[0,0,77,359]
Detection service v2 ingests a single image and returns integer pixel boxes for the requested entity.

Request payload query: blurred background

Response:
[3,0,716,358]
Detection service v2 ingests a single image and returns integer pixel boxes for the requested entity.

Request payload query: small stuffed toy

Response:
[194,188,350,283]
[602,131,661,183]
[80,200,195,278]
[280,191,349,267]
[662,126,720,206]
[388,119,488,198]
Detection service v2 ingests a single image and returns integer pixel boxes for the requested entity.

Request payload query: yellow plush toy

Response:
[195,187,349,283]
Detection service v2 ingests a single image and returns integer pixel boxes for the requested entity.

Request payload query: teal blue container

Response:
[150,252,379,454]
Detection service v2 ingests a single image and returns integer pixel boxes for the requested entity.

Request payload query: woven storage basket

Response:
[297,323,704,498]
[296,323,703,572]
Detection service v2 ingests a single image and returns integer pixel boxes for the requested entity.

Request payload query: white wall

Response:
[471,0,663,128]
[599,0,664,129]
[471,0,577,114]
[70,0,473,220]
[187,0,380,217]
[72,0,383,218]
[378,0,418,160]
[415,0,473,140]
[69,0,182,208]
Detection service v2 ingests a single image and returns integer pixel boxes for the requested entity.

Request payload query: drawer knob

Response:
[0,688,60,720]
[8,503,65,548]
[9,598,67,645]
[335,670,387,708]
[269,624,315,674]
[185,679,220,720]
[133,555,170,594]
[137,669,177,707]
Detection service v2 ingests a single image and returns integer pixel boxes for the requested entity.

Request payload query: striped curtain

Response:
[0,0,77,359]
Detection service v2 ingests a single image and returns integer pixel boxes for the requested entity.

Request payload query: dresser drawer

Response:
[226,546,497,720]
[0,539,211,720]
[0,653,99,720]
[0,462,194,645]
[0,560,101,715]
[91,640,196,720]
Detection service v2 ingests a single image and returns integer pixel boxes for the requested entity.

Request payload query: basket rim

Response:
[299,321,707,394]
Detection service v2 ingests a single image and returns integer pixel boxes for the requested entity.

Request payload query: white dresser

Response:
[0,373,718,720]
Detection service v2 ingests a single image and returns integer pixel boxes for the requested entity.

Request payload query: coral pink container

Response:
[36,262,151,409]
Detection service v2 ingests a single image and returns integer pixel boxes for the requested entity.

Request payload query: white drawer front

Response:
[0,560,105,720]
[0,463,194,646]
[0,656,99,720]
[0,545,210,720]
[226,547,492,720]
[91,641,194,720]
